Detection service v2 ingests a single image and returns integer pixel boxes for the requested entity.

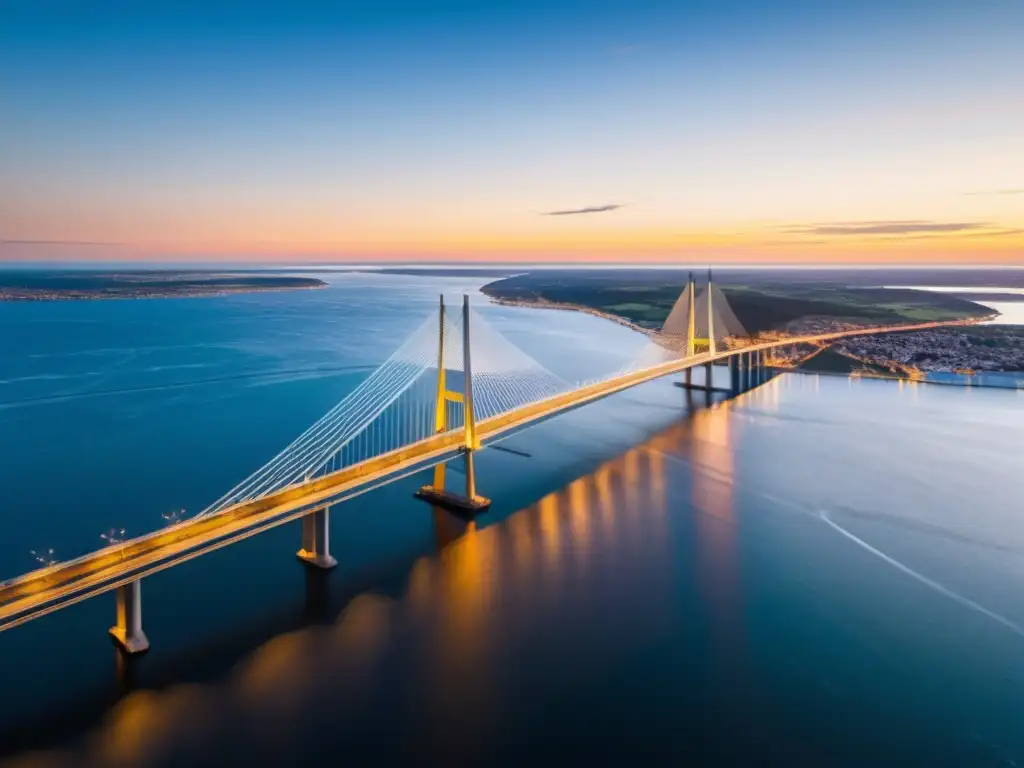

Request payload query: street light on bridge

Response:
[161,508,185,525]
[30,548,57,568]
[101,528,128,561]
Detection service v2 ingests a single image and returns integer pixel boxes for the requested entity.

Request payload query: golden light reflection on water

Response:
[689,403,747,677]
[1,401,751,767]
[407,509,497,757]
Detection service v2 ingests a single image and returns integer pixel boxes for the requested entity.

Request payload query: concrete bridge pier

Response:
[297,506,338,570]
[704,361,714,389]
[109,580,149,654]
[729,354,740,393]
[415,451,491,514]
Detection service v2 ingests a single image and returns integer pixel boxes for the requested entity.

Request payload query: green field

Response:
[482,270,990,334]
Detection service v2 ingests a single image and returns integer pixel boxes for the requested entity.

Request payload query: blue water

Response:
[1,274,1023,765]
[927,371,1024,388]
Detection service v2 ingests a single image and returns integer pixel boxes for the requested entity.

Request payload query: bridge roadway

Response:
[0,316,982,632]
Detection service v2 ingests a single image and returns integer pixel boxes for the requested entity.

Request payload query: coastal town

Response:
[743,313,1022,374]
[831,326,1024,374]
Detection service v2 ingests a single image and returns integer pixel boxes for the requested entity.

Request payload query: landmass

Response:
[832,326,1024,374]
[481,268,1023,373]
[0,271,327,301]
[481,268,992,330]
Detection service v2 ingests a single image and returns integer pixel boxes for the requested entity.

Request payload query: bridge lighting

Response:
[161,508,185,525]
[101,528,126,546]
[101,528,129,561]
[30,548,57,567]
[0,296,977,648]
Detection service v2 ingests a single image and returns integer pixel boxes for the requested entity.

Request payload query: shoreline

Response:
[482,293,653,336]
[481,279,1019,377]
[0,282,328,303]
[479,275,998,336]
[482,288,997,338]
[789,368,1023,390]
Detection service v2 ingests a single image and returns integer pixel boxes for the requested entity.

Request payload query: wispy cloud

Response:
[868,228,1024,242]
[541,204,626,217]
[757,238,831,246]
[964,189,1024,196]
[782,220,988,236]
[1,239,126,247]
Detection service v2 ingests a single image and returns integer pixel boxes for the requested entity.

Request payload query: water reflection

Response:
[1,404,747,767]
[688,403,747,690]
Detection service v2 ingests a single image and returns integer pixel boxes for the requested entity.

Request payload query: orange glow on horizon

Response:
[4,219,1022,264]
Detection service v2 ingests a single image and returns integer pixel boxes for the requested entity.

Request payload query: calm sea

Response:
[1,273,1023,765]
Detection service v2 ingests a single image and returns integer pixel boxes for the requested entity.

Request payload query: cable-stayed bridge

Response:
[0,275,983,653]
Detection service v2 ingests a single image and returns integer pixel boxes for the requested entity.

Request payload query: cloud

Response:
[757,238,831,246]
[964,189,1024,196]
[782,220,989,236]
[1,239,126,247]
[869,227,1024,242]
[541,204,626,217]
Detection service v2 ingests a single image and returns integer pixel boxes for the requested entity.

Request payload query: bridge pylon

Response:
[297,505,337,570]
[706,269,716,356]
[704,269,716,388]
[684,272,696,386]
[686,272,696,358]
[677,270,726,394]
[109,579,149,654]
[415,294,491,515]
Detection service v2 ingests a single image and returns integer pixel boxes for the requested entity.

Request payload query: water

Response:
[1,274,1023,765]
[886,284,1024,325]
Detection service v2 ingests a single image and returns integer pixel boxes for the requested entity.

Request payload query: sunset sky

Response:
[2,0,1022,264]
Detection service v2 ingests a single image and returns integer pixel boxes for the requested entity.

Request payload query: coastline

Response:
[482,293,653,336]
[481,286,997,339]
[0,282,328,303]
[481,276,1020,377]
[790,368,1023,390]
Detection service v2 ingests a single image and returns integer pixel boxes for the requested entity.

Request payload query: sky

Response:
[1,0,1022,264]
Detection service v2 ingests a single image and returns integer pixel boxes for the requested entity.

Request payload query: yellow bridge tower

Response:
[416,295,491,513]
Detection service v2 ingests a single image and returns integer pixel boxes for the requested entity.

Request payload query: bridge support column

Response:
[415,452,490,515]
[704,361,713,389]
[297,506,337,570]
[109,580,149,655]
[729,354,740,393]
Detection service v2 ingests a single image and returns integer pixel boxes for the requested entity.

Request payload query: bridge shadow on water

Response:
[0,373,782,767]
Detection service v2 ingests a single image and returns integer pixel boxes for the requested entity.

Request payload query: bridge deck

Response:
[0,317,981,631]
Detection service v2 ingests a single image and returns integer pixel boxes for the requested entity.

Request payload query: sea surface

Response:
[888,284,1024,326]
[1,273,1023,765]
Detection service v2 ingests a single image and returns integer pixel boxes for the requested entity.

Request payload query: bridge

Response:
[0,273,981,653]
